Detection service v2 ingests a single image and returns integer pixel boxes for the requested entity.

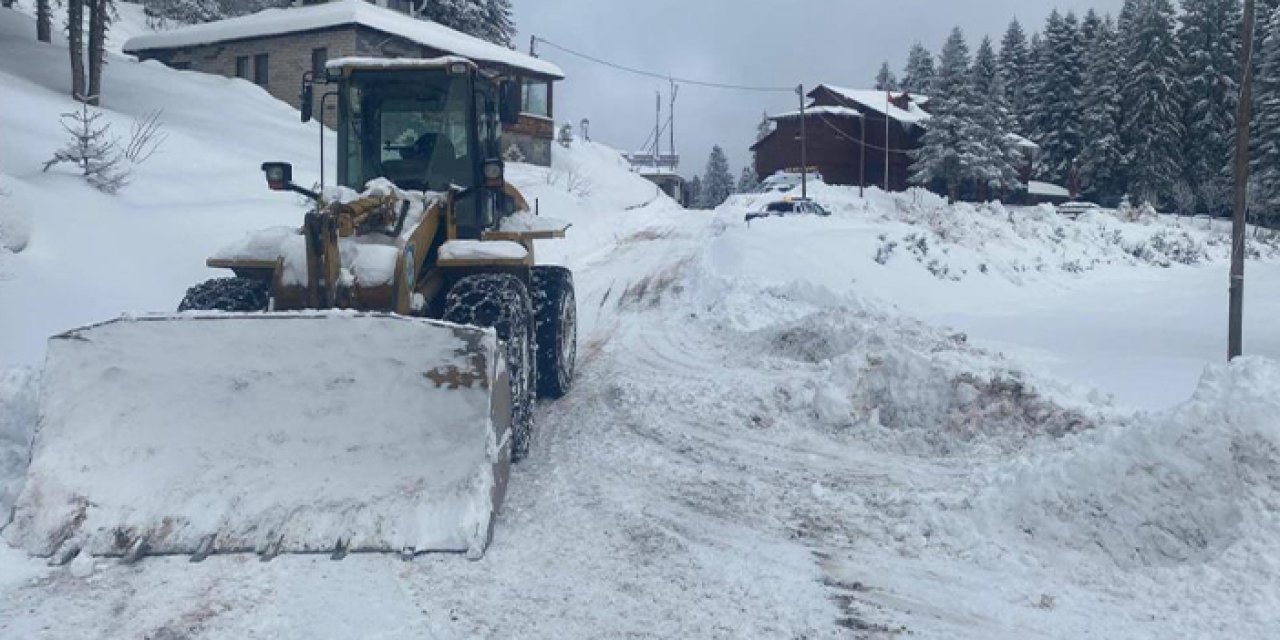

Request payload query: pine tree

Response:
[911,27,983,202]
[699,145,734,208]
[478,0,514,46]
[1029,10,1086,185]
[997,18,1031,132]
[1178,0,1241,215]
[43,101,128,193]
[970,36,1021,197]
[686,175,703,209]
[143,0,288,27]
[901,42,936,94]
[36,0,52,41]
[418,0,514,45]
[87,0,113,106]
[1251,6,1280,222]
[736,165,759,194]
[1078,14,1127,202]
[1122,0,1186,206]
[875,61,898,91]
[68,0,86,102]
[756,111,773,142]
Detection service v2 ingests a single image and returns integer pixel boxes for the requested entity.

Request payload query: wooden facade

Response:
[752,86,927,191]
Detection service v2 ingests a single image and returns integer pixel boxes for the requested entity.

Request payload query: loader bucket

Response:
[4,313,512,562]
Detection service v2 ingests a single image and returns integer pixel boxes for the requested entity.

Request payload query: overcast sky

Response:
[514,0,1126,179]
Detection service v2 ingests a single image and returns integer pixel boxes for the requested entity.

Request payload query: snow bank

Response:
[0,367,37,527]
[730,184,1280,285]
[0,7,331,367]
[975,357,1280,570]
[0,174,31,254]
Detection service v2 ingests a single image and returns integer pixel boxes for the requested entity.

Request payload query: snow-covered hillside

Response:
[4,4,1280,639]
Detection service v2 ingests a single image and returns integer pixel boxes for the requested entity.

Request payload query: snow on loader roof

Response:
[4,312,512,562]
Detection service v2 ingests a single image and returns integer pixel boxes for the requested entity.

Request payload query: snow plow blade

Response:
[4,313,512,561]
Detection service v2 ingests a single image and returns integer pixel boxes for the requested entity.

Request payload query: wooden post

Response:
[1230,0,1255,360]
[798,84,807,200]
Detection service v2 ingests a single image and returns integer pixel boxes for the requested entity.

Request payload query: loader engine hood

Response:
[211,178,441,289]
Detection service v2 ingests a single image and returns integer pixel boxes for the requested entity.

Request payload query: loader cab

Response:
[328,57,517,239]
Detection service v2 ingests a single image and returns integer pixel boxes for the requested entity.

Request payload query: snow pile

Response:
[0,180,31,254]
[731,183,1280,284]
[505,138,685,268]
[975,357,1280,570]
[0,368,37,525]
[0,7,330,367]
[684,246,1097,456]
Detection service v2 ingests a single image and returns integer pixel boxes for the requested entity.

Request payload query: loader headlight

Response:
[482,159,504,188]
[261,162,294,191]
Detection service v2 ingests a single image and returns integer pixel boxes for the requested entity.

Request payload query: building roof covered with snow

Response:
[818,85,931,125]
[769,105,865,121]
[123,0,563,79]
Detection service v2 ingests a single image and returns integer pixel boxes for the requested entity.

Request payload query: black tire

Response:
[443,273,536,462]
[178,277,270,312]
[532,266,576,399]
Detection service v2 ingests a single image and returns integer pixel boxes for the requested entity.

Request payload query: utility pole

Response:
[859,112,866,198]
[798,84,807,199]
[884,91,891,192]
[1230,0,1256,360]
[654,90,661,161]
[669,80,679,165]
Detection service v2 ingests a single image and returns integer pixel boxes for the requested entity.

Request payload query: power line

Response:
[532,36,795,94]
[811,110,913,155]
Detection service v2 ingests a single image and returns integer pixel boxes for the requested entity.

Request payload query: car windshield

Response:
[343,71,472,192]
[766,202,795,213]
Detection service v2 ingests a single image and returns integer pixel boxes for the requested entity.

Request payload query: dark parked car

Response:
[746,198,831,223]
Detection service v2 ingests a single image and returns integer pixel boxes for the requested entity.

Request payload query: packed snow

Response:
[3,5,1280,639]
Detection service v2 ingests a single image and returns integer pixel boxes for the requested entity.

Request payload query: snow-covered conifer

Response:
[736,166,759,194]
[699,145,734,209]
[1178,0,1241,214]
[997,18,1031,132]
[1029,10,1085,185]
[43,102,128,193]
[875,61,898,91]
[1078,15,1127,202]
[970,36,1021,197]
[910,27,982,202]
[901,43,936,95]
[1122,0,1185,206]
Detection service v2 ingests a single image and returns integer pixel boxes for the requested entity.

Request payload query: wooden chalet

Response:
[752,85,929,191]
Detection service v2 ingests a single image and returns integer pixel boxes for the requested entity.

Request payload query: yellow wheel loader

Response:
[4,56,576,563]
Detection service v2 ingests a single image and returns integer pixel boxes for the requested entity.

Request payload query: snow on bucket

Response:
[4,312,512,561]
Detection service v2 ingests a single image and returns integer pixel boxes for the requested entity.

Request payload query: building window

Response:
[311,47,327,79]
[521,79,549,117]
[253,53,269,86]
[235,55,249,79]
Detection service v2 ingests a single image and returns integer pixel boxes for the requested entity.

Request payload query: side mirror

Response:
[300,76,314,123]
[482,158,505,188]
[499,80,522,125]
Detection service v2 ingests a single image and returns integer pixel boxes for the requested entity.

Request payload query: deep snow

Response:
[3,5,1280,639]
